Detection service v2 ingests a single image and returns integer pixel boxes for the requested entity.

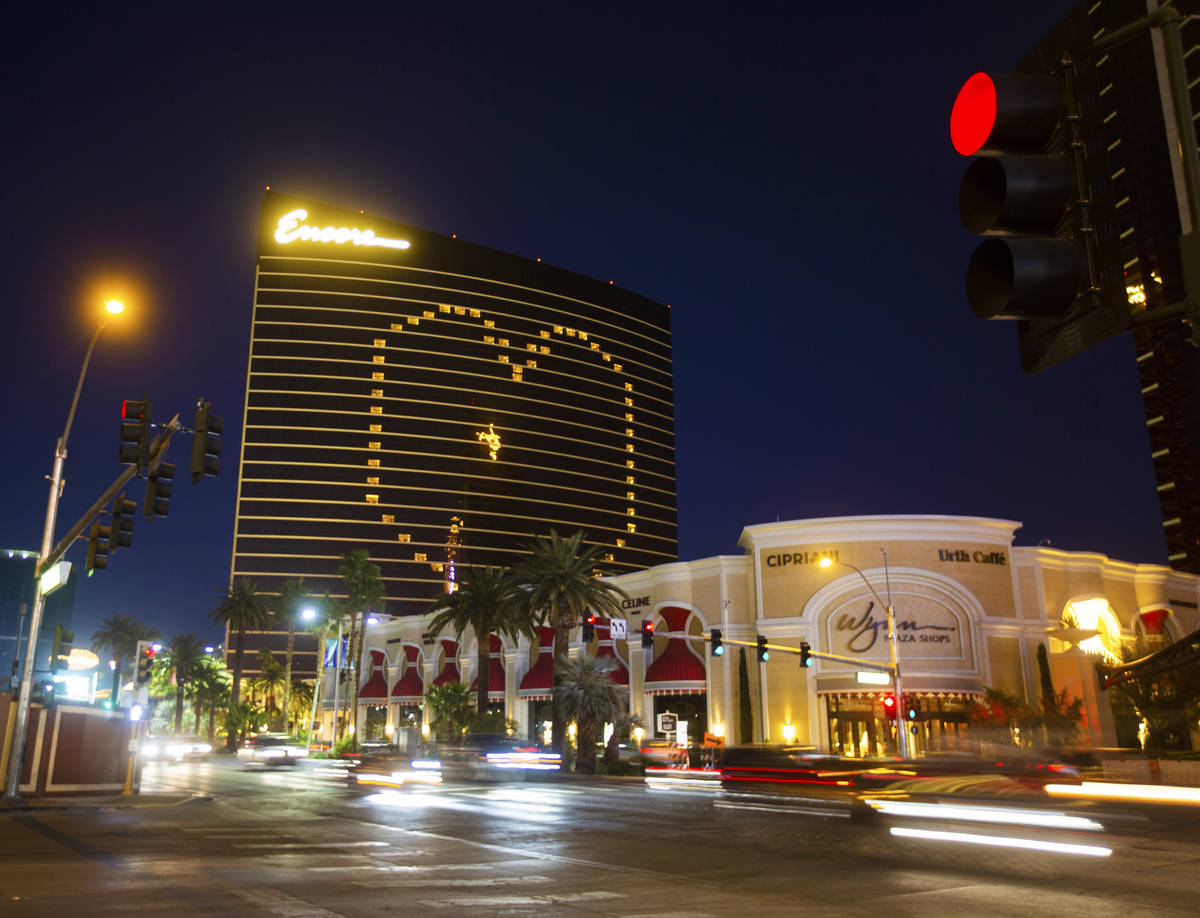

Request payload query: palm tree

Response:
[555,655,624,774]
[188,656,231,739]
[251,649,287,728]
[91,614,159,706]
[508,530,628,758]
[165,634,207,733]
[423,682,474,742]
[212,579,272,747]
[427,566,536,717]
[275,578,308,734]
[336,550,384,745]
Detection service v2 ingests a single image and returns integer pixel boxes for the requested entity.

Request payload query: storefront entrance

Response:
[652,694,707,746]
[825,696,896,757]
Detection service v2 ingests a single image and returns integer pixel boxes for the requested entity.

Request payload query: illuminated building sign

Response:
[476,423,502,460]
[274,209,410,250]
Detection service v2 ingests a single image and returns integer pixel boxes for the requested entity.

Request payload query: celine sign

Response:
[275,209,411,250]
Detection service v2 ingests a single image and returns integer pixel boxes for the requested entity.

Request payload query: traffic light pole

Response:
[3,419,177,801]
[1096,7,1200,338]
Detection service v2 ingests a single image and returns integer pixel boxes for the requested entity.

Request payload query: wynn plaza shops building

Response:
[347,514,1200,754]
[227,193,677,679]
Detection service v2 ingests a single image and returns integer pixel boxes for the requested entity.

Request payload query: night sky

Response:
[2,2,1161,651]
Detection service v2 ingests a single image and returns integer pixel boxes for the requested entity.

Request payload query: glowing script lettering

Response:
[476,423,502,460]
[274,209,410,250]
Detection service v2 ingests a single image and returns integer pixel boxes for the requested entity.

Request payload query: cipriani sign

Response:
[274,209,411,250]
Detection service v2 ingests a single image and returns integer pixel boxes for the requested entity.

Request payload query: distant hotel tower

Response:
[230,193,678,645]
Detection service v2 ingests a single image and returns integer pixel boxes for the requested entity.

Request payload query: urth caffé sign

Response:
[823,595,966,661]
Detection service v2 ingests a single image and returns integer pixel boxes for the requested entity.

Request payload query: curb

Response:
[0,793,213,813]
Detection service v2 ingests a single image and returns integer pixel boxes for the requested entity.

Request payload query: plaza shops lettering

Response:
[835,601,956,653]
[938,549,1007,565]
[766,550,837,568]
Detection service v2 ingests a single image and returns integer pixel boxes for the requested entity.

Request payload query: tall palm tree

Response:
[427,566,536,717]
[276,578,308,734]
[555,655,624,774]
[165,633,207,733]
[336,550,384,745]
[91,614,159,706]
[188,656,230,739]
[508,530,628,758]
[212,579,272,748]
[251,648,287,728]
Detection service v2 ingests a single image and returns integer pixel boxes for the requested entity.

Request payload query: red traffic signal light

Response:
[582,612,596,642]
[882,694,896,712]
[136,644,157,684]
[640,619,655,648]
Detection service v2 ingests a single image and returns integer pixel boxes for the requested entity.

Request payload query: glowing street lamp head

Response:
[301,608,317,622]
[104,299,125,315]
[819,557,833,568]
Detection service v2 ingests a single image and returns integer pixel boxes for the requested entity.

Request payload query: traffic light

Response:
[951,10,1125,374]
[85,520,110,575]
[710,628,723,657]
[882,694,897,714]
[582,612,596,643]
[49,625,74,672]
[641,619,655,648]
[120,399,152,470]
[906,698,921,721]
[799,641,812,668]
[756,635,769,662]
[145,461,174,520]
[110,492,136,553]
[191,400,223,482]
[136,643,156,684]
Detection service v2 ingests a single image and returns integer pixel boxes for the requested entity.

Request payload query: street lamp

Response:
[5,299,126,801]
[819,551,909,759]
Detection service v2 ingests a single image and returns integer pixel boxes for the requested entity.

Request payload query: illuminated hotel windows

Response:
[235,193,676,618]
[414,552,427,562]
[366,494,379,504]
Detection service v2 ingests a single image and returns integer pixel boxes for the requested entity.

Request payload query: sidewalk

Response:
[0,792,212,813]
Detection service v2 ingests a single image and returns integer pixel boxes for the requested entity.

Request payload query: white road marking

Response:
[307,862,488,873]
[419,890,625,909]
[230,887,345,917]
[353,874,551,889]
[234,840,390,849]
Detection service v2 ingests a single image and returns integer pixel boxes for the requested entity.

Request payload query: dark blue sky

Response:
[2,2,1161,649]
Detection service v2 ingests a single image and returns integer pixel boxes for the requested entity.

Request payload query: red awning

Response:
[644,606,705,696]
[469,634,505,701]
[359,650,388,702]
[519,627,555,700]
[391,644,424,705]
[432,639,461,687]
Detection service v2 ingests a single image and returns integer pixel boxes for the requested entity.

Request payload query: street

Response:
[2,757,1200,916]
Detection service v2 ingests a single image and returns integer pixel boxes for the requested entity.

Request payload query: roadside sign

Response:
[610,618,627,640]
[657,712,677,734]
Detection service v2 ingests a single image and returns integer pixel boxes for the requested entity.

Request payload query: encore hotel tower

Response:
[230,192,678,631]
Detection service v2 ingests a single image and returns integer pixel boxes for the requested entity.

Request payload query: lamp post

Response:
[5,300,125,801]
[819,550,909,759]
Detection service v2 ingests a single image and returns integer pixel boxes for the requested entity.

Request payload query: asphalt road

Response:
[2,756,1199,917]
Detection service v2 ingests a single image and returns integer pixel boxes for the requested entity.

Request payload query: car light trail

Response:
[867,800,1103,831]
[1045,781,1200,805]
[890,826,1112,857]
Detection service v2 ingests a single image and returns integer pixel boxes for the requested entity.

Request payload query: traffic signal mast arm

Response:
[41,416,180,578]
[659,631,896,673]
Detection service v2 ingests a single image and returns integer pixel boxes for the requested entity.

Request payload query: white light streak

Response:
[890,826,1112,857]
[868,800,1102,831]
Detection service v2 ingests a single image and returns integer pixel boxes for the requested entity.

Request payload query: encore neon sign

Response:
[274,208,410,250]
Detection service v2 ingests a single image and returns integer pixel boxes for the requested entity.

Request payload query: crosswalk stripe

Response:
[230,887,345,917]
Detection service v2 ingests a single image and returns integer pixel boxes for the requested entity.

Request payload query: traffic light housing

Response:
[110,493,136,553]
[756,635,769,662]
[49,625,74,672]
[136,643,156,684]
[582,612,596,643]
[710,628,723,657]
[191,401,223,482]
[640,619,655,648]
[882,694,897,714]
[85,520,110,575]
[120,399,152,470]
[906,698,921,721]
[799,641,812,668]
[145,461,174,520]
[951,10,1125,374]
